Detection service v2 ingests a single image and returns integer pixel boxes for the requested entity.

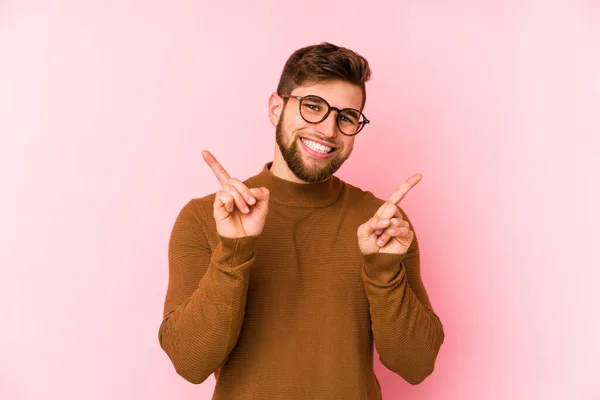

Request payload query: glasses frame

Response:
[278,94,370,136]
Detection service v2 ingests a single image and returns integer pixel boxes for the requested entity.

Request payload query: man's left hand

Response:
[357,174,422,255]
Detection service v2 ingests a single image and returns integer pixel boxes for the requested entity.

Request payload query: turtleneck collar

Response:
[246,162,344,208]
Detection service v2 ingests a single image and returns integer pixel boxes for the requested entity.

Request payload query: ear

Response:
[268,93,283,127]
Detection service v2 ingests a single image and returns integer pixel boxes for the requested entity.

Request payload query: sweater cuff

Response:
[362,252,407,285]
[212,235,260,269]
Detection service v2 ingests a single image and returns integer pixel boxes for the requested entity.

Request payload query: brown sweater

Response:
[158,162,444,399]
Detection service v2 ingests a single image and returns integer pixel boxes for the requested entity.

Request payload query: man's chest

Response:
[246,207,368,307]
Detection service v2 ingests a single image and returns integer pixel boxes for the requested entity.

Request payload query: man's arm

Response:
[361,211,444,385]
[158,199,258,384]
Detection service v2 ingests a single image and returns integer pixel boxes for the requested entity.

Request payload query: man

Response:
[158,42,444,399]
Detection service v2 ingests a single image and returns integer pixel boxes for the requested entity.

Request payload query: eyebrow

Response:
[305,94,360,111]
[305,95,327,103]
[342,108,361,118]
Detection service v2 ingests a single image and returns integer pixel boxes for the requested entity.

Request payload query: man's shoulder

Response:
[336,177,386,213]
[174,194,216,224]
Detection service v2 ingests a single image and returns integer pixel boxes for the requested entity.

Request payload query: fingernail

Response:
[248,197,256,205]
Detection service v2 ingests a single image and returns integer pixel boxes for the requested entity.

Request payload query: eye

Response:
[302,96,328,113]
[339,111,360,125]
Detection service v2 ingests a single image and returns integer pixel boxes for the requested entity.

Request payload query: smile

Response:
[300,137,336,154]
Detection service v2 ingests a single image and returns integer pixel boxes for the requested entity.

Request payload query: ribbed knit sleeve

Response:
[361,211,444,385]
[158,199,258,384]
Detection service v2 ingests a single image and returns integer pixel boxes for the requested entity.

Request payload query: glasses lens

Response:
[300,96,329,123]
[338,109,365,135]
[299,95,366,135]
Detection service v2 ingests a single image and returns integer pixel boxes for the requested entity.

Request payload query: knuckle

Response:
[382,202,399,216]
[227,186,242,199]
[230,178,245,190]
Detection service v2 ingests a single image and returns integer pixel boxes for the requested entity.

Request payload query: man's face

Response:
[274,80,364,183]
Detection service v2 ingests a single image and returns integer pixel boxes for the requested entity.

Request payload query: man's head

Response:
[268,43,372,183]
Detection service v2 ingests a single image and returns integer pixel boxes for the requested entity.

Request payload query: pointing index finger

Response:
[387,173,422,205]
[202,150,231,185]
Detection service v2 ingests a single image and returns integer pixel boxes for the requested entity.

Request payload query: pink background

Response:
[1,1,599,399]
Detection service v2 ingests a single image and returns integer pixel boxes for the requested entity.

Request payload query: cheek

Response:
[283,112,306,134]
[342,138,355,152]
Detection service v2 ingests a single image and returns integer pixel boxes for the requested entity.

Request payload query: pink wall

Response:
[1,1,598,399]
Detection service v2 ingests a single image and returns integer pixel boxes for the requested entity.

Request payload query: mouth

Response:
[299,137,337,155]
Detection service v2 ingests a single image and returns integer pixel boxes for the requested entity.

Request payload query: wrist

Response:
[362,252,406,284]
[214,235,260,266]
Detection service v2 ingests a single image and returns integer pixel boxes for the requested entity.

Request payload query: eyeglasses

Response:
[279,94,370,136]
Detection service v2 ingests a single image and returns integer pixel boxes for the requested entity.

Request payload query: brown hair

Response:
[276,42,372,110]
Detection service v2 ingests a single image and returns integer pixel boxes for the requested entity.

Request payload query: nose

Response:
[315,110,339,138]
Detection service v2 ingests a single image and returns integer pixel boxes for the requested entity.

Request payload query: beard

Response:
[275,115,351,183]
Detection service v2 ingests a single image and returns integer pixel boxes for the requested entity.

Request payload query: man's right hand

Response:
[202,150,270,238]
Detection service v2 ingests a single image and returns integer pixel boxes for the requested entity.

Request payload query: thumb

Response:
[249,187,269,217]
[357,216,390,241]
[250,187,270,202]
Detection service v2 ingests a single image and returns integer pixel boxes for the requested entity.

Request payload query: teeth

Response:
[301,138,333,154]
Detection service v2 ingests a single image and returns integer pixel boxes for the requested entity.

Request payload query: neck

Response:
[246,161,343,208]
